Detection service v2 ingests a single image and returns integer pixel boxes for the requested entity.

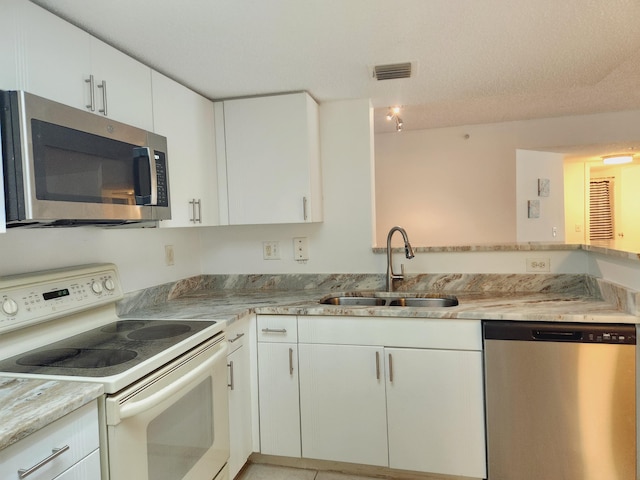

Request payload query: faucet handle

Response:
[400,263,405,278]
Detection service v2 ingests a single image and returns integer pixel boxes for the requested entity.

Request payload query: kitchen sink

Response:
[388,296,459,307]
[319,292,458,307]
[320,296,387,306]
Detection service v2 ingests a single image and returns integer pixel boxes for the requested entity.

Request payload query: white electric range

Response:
[0,264,229,480]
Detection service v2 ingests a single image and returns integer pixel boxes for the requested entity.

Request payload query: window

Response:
[589,179,614,240]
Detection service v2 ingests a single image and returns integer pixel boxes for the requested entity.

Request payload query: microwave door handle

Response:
[133,147,158,205]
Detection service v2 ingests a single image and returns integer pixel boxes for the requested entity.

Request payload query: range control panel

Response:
[0,264,123,334]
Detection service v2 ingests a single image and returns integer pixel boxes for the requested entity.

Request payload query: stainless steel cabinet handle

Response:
[388,353,394,383]
[302,196,308,221]
[375,351,380,380]
[85,75,95,111]
[98,80,108,116]
[289,347,294,375]
[189,199,196,223]
[261,328,287,334]
[196,199,202,223]
[18,445,70,479]
[227,360,234,390]
[228,333,245,343]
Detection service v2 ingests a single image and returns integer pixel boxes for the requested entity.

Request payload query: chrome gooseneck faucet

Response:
[386,226,415,291]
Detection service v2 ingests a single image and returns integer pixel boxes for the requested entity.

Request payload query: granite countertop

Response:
[0,377,103,451]
[123,288,639,324]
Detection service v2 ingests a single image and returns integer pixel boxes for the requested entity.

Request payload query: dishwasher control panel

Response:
[483,321,637,345]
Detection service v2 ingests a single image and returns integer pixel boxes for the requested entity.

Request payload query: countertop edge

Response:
[0,378,104,451]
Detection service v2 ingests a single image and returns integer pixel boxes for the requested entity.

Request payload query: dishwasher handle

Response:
[532,329,582,341]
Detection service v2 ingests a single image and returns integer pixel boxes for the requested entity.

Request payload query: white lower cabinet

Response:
[385,347,486,477]
[298,344,388,466]
[295,315,487,478]
[227,316,253,479]
[257,316,301,458]
[0,400,100,480]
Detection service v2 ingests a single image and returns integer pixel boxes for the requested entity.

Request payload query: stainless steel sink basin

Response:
[320,296,387,306]
[319,293,458,307]
[388,295,459,307]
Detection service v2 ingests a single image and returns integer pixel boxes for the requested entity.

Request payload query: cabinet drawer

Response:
[257,315,297,343]
[0,401,99,480]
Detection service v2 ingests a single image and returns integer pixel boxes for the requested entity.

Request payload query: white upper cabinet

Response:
[152,71,219,227]
[89,38,153,131]
[0,0,153,130]
[215,92,323,225]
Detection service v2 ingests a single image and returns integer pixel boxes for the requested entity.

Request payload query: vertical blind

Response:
[589,179,614,240]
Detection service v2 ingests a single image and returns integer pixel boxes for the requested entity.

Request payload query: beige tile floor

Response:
[236,463,384,480]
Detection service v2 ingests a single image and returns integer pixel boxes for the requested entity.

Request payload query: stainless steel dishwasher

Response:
[483,321,636,480]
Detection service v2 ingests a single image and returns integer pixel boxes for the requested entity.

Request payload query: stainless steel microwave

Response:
[0,90,170,226]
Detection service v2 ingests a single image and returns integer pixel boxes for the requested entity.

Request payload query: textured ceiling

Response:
[30,0,640,133]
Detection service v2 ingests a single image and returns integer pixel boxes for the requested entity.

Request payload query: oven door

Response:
[104,335,229,480]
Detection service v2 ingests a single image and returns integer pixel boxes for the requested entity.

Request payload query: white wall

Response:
[0,226,202,293]
[375,109,640,247]
[516,149,565,242]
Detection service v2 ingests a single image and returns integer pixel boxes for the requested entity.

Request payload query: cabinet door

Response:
[257,342,301,457]
[12,0,92,110]
[227,344,252,479]
[220,92,321,225]
[152,71,218,227]
[298,344,388,466]
[385,348,486,478]
[53,449,101,480]
[91,38,153,130]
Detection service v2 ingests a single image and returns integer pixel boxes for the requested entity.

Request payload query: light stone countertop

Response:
[123,288,639,325]
[0,377,103,451]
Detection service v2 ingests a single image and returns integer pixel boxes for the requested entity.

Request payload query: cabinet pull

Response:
[261,328,287,334]
[375,351,380,380]
[302,196,308,221]
[228,360,235,390]
[18,445,70,479]
[228,332,245,343]
[289,347,294,375]
[388,353,394,383]
[195,199,202,223]
[85,75,95,111]
[189,199,197,223]
[98,80,108,116]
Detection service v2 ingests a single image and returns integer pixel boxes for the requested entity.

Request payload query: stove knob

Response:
[2,298,18,316]
[91,281,104,295]
[104,278,116,292]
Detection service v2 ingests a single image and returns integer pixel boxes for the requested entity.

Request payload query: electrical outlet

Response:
[263,241,280,260]
[526,258,550,272]
[165,245,175,266]
[294,237,309,261]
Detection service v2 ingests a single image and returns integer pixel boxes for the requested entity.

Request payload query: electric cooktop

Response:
[0,319,217,377]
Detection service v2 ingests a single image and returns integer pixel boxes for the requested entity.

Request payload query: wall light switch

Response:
[263,241,280,260]
[526,258,550,272]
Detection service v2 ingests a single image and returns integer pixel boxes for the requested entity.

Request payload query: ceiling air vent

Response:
[373,62,412,81]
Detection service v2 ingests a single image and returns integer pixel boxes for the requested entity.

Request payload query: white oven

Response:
[0,264,230,480]
[105,335,229,480]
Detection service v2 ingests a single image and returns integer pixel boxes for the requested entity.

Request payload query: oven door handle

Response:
[117,342,227,421]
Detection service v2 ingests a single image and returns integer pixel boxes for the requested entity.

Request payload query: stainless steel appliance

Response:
[0,264,228,480]
[484,321,636,480]
[0,91,171,226]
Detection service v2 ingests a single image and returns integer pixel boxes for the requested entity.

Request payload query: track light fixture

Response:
[386,106,403,132]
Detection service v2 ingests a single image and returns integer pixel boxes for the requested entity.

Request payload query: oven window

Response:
[31,119,137,205]
[146,377,214,480]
